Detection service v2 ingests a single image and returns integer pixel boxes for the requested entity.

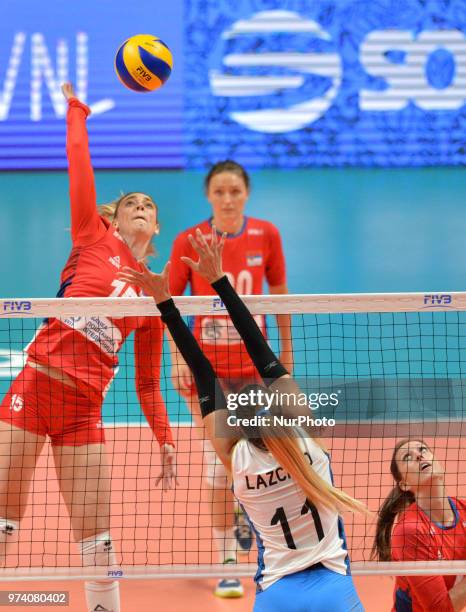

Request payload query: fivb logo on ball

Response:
[209,9,466,134]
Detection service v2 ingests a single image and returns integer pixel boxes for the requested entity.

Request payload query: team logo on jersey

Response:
[108,256,121,269]
[247,253,263,266]
[247,228,263,236]
[10,394,24,412]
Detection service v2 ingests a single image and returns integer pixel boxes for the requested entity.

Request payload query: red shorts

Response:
[0,366,104,446]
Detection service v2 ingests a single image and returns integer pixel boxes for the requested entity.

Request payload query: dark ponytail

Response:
[372,438,427,561]
[373,486,415,560]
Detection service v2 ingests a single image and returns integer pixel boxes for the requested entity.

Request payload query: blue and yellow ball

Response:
[114,34,173,92]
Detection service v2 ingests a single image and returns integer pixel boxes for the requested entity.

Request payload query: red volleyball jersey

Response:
[391,498,466,612]
[169,217,286,375]
[26,98,173,447]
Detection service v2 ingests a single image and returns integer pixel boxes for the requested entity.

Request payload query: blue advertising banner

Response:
[0,0,465,169]
[186,0,466,167]
[0,0,183,169]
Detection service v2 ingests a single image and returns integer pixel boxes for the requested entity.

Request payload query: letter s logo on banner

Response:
[210,11,466,133]
[185,0,466,166]
[209,10,342,133]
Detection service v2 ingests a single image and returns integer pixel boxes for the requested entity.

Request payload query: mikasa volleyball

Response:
[115,34,173,92]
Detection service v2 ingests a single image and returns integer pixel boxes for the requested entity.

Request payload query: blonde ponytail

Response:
[261,426,368,515]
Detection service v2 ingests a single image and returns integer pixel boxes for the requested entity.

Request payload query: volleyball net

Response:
[0,292,465,580]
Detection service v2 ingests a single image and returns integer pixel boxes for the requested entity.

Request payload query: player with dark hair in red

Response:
[168,160,292,597]
[373,438,466,611]
[0,83,176,612]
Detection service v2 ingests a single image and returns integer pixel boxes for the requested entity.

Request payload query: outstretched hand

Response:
[118,262,172,304]
[181,226,226,284]
[61,82,76,101]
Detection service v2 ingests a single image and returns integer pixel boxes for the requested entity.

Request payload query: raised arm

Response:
[180,228,314,430]
[62,82,104,246]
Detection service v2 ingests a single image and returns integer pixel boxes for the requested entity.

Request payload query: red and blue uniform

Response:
[391,497,466,611]
[169,218,286,380]
[0,98,173,448]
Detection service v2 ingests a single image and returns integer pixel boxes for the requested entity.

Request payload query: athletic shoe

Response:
[214,559,244,598]
[234,507,253,554]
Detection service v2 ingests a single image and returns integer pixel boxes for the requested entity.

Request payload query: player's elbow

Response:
[66,138,87,158]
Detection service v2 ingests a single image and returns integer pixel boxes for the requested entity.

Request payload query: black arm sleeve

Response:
[158,299,227,417]
[211,275,288,384]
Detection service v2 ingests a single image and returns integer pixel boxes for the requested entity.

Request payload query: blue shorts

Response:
[253,565,364,612]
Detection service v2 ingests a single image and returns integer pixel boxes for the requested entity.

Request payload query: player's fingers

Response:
[195,228,211,252]
[154,474,162,487]
[117,273,139,285]
[120,265,142,277]
[180,256,198,271]
[161,261,171,279]
[218,232,227,253]
[139,262,153,276]
[187,233,204,255]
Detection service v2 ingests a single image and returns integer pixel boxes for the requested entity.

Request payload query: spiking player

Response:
[169,161,292,597]
[119,227,365,612]
[374,439,466,611]
[0,83,176,612]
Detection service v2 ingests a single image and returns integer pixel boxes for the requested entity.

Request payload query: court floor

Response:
[2,425,459,610]
[0,576,393,610]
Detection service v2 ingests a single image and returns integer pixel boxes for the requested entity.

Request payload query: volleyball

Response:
[114,34,173,92]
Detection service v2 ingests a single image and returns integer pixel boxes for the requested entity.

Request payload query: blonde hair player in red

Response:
[373,439,466,611]
[0,83,176,612]
[169,161,293,597]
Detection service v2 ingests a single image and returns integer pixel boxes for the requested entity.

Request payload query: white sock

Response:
[0,518,19,562]
[78,532,120,612]
[212,527,237,564]
[84,581,120,612]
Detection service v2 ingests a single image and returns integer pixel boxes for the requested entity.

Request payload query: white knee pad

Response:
[202,439,228,489]
[0,518,19,560]
[79,531,117,572]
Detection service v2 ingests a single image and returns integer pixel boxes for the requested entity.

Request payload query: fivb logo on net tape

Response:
[186,0,466,166]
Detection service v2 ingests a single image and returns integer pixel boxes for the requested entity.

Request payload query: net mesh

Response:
[0,293,465,579]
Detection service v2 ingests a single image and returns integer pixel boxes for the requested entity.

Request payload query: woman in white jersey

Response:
[119,227,366,611]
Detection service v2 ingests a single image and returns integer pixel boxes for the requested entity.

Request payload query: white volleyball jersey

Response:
[231,436,349,591]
